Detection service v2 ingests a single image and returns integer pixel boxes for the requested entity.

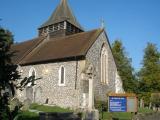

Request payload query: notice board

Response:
[109,96,127,112]
[108,93,137,112]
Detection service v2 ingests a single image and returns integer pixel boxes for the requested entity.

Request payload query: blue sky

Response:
[0,0,160,70]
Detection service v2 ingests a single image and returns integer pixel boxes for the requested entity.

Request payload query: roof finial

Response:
[100,18,105,29]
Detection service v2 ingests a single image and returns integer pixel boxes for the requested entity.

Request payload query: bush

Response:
[138,92,151,107]
[151,93,160,108]
[94,100,108,112]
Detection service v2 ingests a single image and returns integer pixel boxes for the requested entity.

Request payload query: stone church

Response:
[11,0,124,110]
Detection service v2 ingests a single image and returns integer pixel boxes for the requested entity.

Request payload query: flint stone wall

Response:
[86,31,123,101]
[17,61,82,109]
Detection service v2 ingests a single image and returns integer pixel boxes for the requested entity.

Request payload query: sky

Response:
[0,0,160,70]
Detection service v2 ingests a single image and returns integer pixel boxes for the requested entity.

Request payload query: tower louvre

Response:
[38,0,84,38]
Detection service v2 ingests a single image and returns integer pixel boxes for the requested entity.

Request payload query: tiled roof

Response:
[40,0,83,30]
[11,29,103,65]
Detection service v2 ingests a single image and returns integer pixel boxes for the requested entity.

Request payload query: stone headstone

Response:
[26,87,33,102]
[149,102,152,109]
[34,87,42,103]
[140,99,144,108]
[22,98,32,111]
[85,109,99,120]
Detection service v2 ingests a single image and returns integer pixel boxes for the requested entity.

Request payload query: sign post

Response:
[108,93,138,113]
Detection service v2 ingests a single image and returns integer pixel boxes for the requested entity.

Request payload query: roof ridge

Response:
[48,28,102,41]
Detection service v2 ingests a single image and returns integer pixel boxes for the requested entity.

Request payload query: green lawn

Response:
[16,111,39,120]
[100,112,133,120]
[16,103,72,120]
[29,103,73,112]
[17,104,154,120]
[138,107,154,113]
[99,108,154,120]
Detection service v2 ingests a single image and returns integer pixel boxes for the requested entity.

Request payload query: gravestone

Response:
[26,87,33,102]
[34,87,42,103]
[140,99,144,108]
[22,98,32,111]
[85,109,99,120]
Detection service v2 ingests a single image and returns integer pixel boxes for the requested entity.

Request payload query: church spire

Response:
[38,0,83,37]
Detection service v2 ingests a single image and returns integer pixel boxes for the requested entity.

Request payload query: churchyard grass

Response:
[16,103,73,120]
[29,103,73,112]
[16,111,39,120]
[138,107,154,113]
[99,107,154,120]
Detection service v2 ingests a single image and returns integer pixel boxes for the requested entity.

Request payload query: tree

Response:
[0,28,20,119]
[0,27,39,119]
[138,43,160,106]
[139,43,160,92]
[112,40,137,93]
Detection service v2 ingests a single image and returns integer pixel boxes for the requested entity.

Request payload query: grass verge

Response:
[99,107,154,120]
[29,103,73,112]
[16,111,39,120]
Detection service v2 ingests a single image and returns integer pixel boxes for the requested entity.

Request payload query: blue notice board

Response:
[109,96,127,112]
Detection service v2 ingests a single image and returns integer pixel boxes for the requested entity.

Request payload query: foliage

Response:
[138,43,160,105]
[95,100,108,112]
[150,93,160,107]
[138,107,154,113]
[29,103,72,113]
[138,92,151,106]
[138,43,160,93]
[0,27,20,119]
[112,40,137,93]
[0,27,40,119]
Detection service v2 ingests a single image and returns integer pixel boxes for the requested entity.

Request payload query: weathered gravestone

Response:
[26,87,33,102]
[22,98,32,111]
[34,87,42,103]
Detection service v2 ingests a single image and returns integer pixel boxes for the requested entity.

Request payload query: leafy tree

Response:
[0,28,19,119]
[0,27,39,119]
[112,40,137,93]
[139,43,160,92]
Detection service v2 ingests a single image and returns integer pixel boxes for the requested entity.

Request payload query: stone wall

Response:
[86,31,123,101]
[17,60,84,109]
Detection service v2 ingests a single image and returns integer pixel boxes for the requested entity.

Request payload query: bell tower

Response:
[38,0,84,38]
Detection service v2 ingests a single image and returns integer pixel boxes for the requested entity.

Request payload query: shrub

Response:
[94,100,108,112]
[151,93,160,108]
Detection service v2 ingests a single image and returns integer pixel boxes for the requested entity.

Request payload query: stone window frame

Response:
[100,44,109,85]
[58,65,66,86]
[28,67,37,87]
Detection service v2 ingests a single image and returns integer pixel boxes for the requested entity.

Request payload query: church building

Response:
[11,0,124,110]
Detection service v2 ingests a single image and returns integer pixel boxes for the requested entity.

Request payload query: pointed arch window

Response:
[28,67,36,87]
[101,46,108,84]
[59,66,65,86]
